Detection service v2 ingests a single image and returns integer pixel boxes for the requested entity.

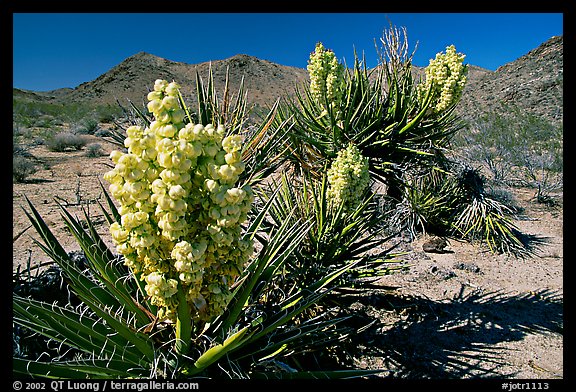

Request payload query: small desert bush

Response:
[72,117,100,135]
[84,143,105,157]
[13,155,37,183]
[45,131,88,152]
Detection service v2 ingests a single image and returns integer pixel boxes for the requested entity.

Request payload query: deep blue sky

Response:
[13,13,564,92]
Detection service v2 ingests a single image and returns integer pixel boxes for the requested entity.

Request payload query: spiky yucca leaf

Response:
[263,172,406,292]
[451,195,527,256]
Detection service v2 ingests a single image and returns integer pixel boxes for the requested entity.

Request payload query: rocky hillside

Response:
[455,35,563,125]
[14,35,563,126]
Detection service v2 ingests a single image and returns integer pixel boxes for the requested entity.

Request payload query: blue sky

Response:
[13,13,564,92]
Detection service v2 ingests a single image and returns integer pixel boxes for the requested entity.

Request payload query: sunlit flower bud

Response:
[158,124,177,138]
[110,222,129,243]
[147,99,162,114]
[205,179,218,193]
[154,79,169,92]
[157,195,172,210]
[169,184,187,199]
[109,150,123,164]
[157,152,173,168]
[165,81,180,96]
[222,135,243,153]
[160,169,180,183]
[162,96,179,110]
[218,165,235,181]
[224,151,241,165]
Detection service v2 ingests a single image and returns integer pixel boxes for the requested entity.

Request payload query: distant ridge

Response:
[39,51,310,110]
[15,35,563,126]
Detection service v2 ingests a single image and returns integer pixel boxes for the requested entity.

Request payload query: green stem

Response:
[175,287,191,355]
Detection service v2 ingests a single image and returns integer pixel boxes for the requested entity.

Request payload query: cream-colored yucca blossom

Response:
[307,42,344,108]
[417,44,468,113]
[104,79,254,323]
[327,143,370,212]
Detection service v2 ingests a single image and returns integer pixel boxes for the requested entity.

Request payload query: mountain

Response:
[35,52,310,111]
[455,35,563,125]
[14,35,563,126]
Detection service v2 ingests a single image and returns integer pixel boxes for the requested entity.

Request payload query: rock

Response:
[423,237,450,253]
[454,262,483,274]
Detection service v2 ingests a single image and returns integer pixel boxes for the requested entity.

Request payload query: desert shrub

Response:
[13,155,37,183]
[34,114,57,128]
[73,117,100,135]
[84,143,105,157]
[95,104,122,123]
[45,131,88,152]
[454,103,563,189]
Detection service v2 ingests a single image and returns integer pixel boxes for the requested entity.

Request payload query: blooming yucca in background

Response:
[307,42,345,110]
[417,44,468,114]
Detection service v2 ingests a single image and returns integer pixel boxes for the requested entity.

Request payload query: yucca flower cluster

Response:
[307,42,345,109]
[327,143,370,212]
[417,44,468,113]
[104,79,254,323]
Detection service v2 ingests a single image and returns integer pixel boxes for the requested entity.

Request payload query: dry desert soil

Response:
[12,129,564,380]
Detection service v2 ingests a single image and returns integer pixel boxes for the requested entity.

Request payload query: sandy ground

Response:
[340,187,563,379]
[12,135,563,380]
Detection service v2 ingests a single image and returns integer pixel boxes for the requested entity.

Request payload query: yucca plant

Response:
[389,167,464,239]
[391,165,534,257]
[273,24,467,195]
[13,78,382,379]
[449,168,532,256]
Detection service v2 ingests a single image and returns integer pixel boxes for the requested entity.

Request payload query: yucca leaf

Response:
[13,296,147,366]
[246,290,328,345]
[250,368,385,380]
[98,179,121,224]
[128,99,151,127]
[13,357,149,379]
[235,315,350,362]
[22,200,128,313]
[56,202,150,325]
[189,326,251,375]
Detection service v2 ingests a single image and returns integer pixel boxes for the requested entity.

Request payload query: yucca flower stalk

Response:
[326,143,371,212]
[416,44,468,114]
[103,79,254,355]
[307,42,345,112]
